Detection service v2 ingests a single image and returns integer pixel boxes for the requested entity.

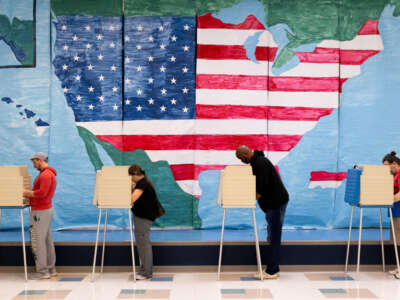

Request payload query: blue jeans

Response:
[265,203,287,275]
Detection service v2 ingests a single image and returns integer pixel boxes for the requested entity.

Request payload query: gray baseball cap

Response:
[30,152,48,160]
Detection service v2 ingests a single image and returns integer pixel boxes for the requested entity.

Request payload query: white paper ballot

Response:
[217,165,256,208]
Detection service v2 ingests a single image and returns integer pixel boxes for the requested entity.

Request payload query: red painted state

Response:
[310,171,348,181]
[197,13,265,29]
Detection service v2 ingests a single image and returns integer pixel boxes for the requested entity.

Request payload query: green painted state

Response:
[0,15,33,65]
[125,0,195,16]
[196,0,243,16]
[51,0,122,16]
[196,0,399,68]
[267,0,390,68]
[394,0,400,16]
[77,126,202,229]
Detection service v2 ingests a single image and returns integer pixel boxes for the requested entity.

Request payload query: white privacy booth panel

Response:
[93,166,132,208]
[217,165,256,208]
[0,166,31,206]
[359,165,393,206]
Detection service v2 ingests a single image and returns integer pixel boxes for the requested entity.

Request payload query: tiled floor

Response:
[0,271,399,299]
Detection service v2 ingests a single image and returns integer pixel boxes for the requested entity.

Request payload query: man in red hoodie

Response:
[23,152,57,280]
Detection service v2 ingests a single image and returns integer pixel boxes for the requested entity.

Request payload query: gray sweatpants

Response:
[30,208,56,275]
[134,215,153,276]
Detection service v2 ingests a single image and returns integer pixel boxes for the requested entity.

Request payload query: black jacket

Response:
[250,150,289,211]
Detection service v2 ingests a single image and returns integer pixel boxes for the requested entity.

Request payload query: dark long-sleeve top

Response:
[250,150,289,211]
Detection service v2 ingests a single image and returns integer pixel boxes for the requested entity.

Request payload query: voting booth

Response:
[91,166,136,281]
[0,166,31,281]
[0,166,31,206]
[217,166,256,208]
[216,166,263,280]
[92,166,131,208]
[345,165,393,207]
[344,165,400,276]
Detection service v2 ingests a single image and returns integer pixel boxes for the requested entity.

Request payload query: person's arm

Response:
[31,172,53,198]
[23,190,34,198]
[254,159,271,199]
[131,189,144,205]
[394,191,400,202]
[23,172,53,198]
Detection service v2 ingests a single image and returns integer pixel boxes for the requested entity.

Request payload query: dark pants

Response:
[134,215,153,276]
[265,203,287,275]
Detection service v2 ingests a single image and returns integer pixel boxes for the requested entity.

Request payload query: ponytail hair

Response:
[382,151,400,165]
[128,164,154,187]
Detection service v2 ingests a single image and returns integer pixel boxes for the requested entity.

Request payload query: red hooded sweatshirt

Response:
[30,166,57,210]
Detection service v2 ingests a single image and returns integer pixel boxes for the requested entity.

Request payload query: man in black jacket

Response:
[236,145,289,279]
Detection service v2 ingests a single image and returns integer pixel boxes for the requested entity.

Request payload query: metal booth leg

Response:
[128,209,136,282]
[356,208,363,274]
[217,208,226,280]
[389,208,400,278]
[345,206,354,273]
[20,208,28,281]
[100,208,109,273]
[252,208,263,281]
[379,208,385,272]
[91,208,102,282]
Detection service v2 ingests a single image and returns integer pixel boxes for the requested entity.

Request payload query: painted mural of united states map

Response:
[50,0,400,228]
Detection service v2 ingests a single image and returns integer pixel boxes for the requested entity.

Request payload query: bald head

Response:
[236,145,253,164]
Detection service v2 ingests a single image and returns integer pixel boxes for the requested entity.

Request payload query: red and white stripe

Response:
[309,171,348,189]
[77,16,382,196]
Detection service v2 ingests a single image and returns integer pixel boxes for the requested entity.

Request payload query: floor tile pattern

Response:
[0,271,399,300]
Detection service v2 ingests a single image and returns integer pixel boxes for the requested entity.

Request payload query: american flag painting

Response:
[53,16,123,122]
[52,12,382,200]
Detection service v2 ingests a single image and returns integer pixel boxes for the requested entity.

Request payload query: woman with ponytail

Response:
[382,151,400,278]
[128,164,162,280]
